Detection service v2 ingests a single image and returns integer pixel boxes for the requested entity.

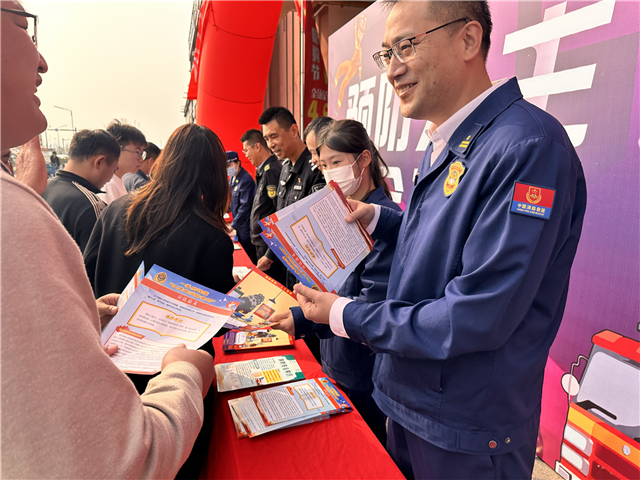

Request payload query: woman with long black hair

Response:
[84,123,235,299]
[84,123,235,479]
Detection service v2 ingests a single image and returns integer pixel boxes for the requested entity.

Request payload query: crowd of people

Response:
[1,0,587,479]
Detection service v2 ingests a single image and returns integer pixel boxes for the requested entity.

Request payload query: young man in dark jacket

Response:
[42,129,120,251]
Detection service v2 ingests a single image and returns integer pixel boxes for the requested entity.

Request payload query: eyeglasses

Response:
[372,18,468,70]
[121,147,144,159]
[1,8,38,48]
[242,144,257,154]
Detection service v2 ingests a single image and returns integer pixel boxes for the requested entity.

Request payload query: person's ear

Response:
[460,21,483,62]
[290,124,300,138]
[93,155,108,169]
[359,150,372,169]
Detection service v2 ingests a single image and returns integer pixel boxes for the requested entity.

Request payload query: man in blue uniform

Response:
[292,1,587,479]
[227,150,257,264]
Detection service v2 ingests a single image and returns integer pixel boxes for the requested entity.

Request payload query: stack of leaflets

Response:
[215,355,304,392]
[102,264,238,374]
[228,377,352,438]
[259,181,374,293]
[221,268,296,352]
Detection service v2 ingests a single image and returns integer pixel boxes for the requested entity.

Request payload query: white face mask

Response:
[227,165,238,177]
[323,153,363,196]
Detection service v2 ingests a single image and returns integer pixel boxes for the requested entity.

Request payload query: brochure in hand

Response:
[228,377,352,438]
[116,261,145,309]
[215,354,304,392]
[259,181,374,293]
[101,264,237,374]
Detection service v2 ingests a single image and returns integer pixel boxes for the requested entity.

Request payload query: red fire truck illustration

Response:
[555,329,639,479]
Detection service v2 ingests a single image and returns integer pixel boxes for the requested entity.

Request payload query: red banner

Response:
[295,0,328,129]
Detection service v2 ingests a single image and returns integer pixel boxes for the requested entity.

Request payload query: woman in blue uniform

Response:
[272,119,400,444]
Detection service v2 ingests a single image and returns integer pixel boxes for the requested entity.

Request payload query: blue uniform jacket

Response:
[230,168,256,241]
[343,78,587,455]
[291,185,401,391]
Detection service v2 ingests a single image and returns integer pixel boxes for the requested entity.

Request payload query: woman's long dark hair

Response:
[125,124,230,256]
[317,119,391,199]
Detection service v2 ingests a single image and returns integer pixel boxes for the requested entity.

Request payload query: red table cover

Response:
[200,337,405,479]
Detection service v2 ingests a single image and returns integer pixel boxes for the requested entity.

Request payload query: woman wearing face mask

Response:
[271,119,400,445]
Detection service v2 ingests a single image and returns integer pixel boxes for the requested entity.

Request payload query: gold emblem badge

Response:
[154,272,167,284]
[267,185,276,198]
[264,164,270,172]
[526,186,541,204]
[443,161,465,197]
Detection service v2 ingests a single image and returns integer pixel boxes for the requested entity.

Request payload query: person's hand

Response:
[233,273,241,284]
[345,199,375,229]
[103,344,118,356]
[269,311,295,336]
[161,344,214,398]
[96,293,120,328]
[293,284,339,325]
[257,256,274,272]
[15,137,47,194]
[229,228,237,239]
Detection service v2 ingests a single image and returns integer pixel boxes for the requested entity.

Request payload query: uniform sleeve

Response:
[264,167,281,210]
[309,165,325,193]
[291,306,334,339]
[231,176,255,232]
[355,224,398,304]
[344,137,585,360]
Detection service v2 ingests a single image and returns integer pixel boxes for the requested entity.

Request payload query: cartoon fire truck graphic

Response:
[555,330,640,479]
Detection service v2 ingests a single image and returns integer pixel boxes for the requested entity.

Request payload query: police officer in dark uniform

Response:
[256,107,325,289]
[240,128,285,284]
[257,107,324,362]
[227,150,257,264]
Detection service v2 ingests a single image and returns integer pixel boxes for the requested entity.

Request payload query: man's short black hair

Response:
[258,107,296,130]
[144,142,161,160]
[240,129,268,149]
[383,0,492,60]
[428,1,492,59]
[106,119,147,148]
[69,129,121,164]
[303,116,334,142]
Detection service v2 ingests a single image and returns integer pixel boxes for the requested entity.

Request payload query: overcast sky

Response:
[26,1,194,149]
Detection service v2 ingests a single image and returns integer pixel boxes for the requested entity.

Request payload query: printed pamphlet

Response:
[102,264,237,374]
[228,377,352,438]
[259,181,373,293]
[215,355,304,392]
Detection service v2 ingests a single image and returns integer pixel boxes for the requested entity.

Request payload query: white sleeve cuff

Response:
[366,204,382,235]
[329,297,353,339]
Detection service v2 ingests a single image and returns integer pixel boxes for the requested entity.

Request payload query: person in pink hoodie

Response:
[1,2,215,478]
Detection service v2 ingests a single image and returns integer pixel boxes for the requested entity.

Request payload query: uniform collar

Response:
[289,148,311,174]
[447,77,523,159]
[257,154,277,175]
[55,170,102,194]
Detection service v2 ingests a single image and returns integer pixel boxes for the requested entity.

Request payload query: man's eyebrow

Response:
[382,32,411,49]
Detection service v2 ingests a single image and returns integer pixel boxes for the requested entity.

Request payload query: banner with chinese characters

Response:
[328,1,640,475]
[295,0,328,129]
